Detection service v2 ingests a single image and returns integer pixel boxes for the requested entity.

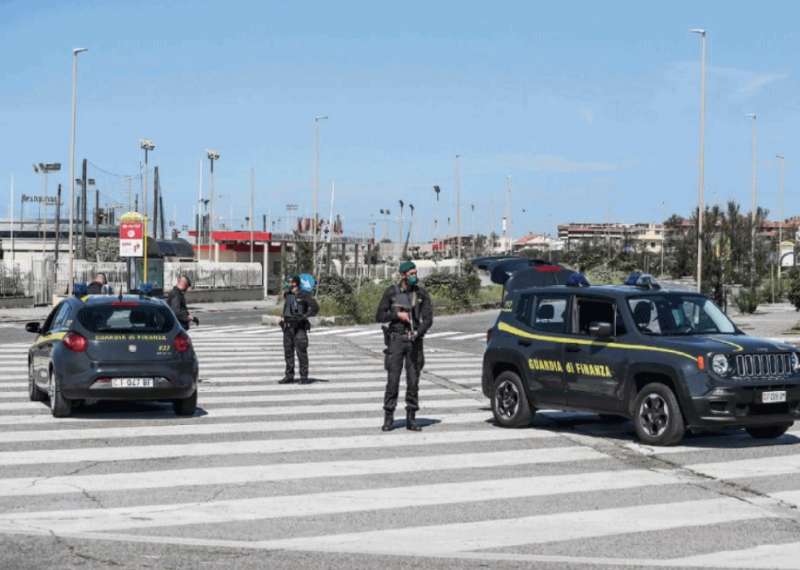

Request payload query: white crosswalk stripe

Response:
[3,321,800,569]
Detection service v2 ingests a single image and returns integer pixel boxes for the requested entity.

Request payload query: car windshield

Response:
[627,294,736,336]
[77,304,174,333]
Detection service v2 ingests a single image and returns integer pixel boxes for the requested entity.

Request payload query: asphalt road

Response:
[3,303,800,568]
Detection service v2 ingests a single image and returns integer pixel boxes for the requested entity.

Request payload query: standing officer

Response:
[279,275,319,384]
[167,275,193,330]
[86,273,110,294]
[376,261,433,431]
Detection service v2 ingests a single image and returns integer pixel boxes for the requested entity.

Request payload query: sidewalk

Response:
[727,302,800,341]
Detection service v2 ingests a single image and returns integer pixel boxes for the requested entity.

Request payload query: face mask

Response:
[407,275,418,286]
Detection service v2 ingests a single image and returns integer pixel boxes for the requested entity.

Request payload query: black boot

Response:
[278,376,294,384]
[406,410,422,432]
[381,411,394,432]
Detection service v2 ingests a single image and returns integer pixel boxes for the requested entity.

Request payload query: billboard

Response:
[119,212,144,257]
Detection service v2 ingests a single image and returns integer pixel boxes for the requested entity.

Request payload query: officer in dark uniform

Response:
[279,275,319,384]
[375,261,433,431]
[86,273,110,295]
[167,275,193,330]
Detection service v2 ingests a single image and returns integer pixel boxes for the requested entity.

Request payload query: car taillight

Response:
[174,333,191,353]
[63,332,87,352]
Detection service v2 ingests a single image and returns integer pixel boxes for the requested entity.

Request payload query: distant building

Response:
[557,222,665,254]
[512,233,564,253]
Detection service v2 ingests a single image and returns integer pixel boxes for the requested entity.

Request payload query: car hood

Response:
[651,334,797,355]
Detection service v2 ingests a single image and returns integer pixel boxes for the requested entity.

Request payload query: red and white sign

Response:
[119,213,144,257]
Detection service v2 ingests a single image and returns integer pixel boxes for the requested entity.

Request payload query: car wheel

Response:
[28,362,46,402]
[632,382,685,446]
[173,389,197,417]
[746,423,792,439]
[48,369,72,418]
[491,371,533,428]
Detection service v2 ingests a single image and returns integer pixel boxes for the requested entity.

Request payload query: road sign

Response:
[119,212,144,257]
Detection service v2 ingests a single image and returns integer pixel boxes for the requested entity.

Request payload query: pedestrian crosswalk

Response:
[189,323,488,343]
[2,323,800,568]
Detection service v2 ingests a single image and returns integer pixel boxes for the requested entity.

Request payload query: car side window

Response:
[515,294,534,326]
[532,296,568,334]
[51,303,73,332]
[574,297,615,336]
[629,298,661,334]
[40,303,63,334]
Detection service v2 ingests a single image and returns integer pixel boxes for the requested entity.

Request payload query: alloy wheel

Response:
[638,393,670,437]
[496,380,520,419]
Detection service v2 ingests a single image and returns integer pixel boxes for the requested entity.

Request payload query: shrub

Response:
[787,268,800,311]
[423,271,480,309]
[735,288,760,314]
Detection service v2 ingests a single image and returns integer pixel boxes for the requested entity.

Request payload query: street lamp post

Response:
[455,155,462,274]
[777,154,785,285]
[33,162,61,256]
[206,150,220,262]
[139,139,155,224]
[691,28,707,293]
[312,115,328,275]
[505,175,513,254]
[67,47,88,294]
[747,113,757,292]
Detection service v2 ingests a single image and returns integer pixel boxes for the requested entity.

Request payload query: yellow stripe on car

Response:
[708,337,744,352]
[32,332,67,347]
[497,321,697,362]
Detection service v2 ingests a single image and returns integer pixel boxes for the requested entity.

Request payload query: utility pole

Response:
[505,175,513,254]
[9,175,15,265]
[250,168,255,263]
[68,47,88,294]
[94,187,99,258]
[80,159,88,260]
[398,199,404,259]
[54,184,61,263]
[152,166,159,239]
[312,115,328,275]
[691,28,707,293]
[139,139,155,219]
[777,154,785,285]
[747,113,757,292]
[455,155,462,274]
[207,150,220,262]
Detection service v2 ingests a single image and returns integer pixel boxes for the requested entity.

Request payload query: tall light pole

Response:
[312,115,328,275]
[67,47,87,294]
[506,175,513,254]
[747,113,757,292]
[777,154,786,283]
[139,139,155,222]
[398,199,405,256]
[33,162,61,255]
[206,150,220,262]
[691,28,706,293]
[455,155,462,274]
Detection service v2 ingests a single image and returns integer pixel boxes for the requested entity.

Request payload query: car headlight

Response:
[792,353,800,373]
[711,354,730,376]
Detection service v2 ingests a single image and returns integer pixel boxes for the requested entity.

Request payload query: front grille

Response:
[735,353,793,378]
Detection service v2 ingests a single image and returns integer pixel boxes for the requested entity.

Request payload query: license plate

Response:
[761,390,787,404]
[111,377,155,388]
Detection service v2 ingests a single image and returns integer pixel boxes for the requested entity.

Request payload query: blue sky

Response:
[2,0,799,240]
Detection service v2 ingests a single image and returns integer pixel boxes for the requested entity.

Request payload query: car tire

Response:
[48,369,72,418]
[632,382,685,446]
[173,390,197,417]
[28,363,46,402]
[746,423,792,439]
[491,371,533,428]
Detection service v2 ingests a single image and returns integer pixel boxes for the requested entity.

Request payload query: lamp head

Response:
[689,28,706,36]
[73,47,88,55]
[139,138,155,151]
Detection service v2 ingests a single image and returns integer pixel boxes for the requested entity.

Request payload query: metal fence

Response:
[0,262,29,297]
[164,262,263,290]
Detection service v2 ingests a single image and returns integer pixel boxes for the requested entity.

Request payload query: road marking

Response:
[669,541,800,569]
[341,329,382,337]
[249,497,766,556]
[0,469,675,534]
[0,411,491,444]
[444,333,486,341]
[0,428,544,466]
[0,446,604,497]
[0,398,484,426]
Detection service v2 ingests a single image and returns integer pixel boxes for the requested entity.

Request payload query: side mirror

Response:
[589,321,613,339]
[25,322,40,334]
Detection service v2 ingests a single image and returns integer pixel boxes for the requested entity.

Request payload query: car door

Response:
[517,294,570,406]
[564,295,628,412]
[31,303,67,387]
